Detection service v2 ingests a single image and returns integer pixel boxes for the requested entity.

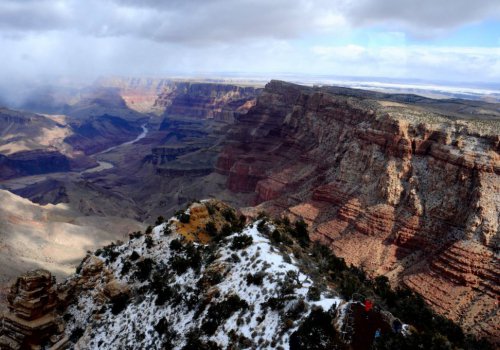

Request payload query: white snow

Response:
[64,218,346,350]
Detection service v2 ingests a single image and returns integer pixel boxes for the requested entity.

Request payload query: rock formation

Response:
[0,150,71,180]
[156,82,259,122]
[94,77,261,117]
[0,269,65,349]
[216,80,500,340]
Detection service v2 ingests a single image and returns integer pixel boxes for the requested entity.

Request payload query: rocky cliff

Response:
[95,78,261,118]
[216,80,500,340]
[157,82,260,122]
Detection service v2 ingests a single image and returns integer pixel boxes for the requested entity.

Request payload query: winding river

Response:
[81,124,148,174]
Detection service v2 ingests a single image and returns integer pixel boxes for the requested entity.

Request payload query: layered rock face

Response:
[94,77,174,114]
[142,83,260,180]
[157,82,260,122]
[0,150,71,180]
[0,269,65,349]
[95,78,261,117]
[216,80,500,339]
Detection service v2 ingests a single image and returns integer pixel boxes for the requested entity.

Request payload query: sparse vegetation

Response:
[202,295,249,335]
[230,234,253,250]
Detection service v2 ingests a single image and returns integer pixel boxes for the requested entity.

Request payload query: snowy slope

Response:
[63,215,344,349]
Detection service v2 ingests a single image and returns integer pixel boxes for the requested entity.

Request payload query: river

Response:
[81,124,148,174]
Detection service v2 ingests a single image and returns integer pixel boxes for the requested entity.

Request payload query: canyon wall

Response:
[157,82,260,122]
[96,77,261,118]
[216,80,500,340]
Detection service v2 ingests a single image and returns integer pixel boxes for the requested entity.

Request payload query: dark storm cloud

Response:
[0,0,70,32]
[1,0,498,42]
[0,0,315,43]
[346,0,500,36]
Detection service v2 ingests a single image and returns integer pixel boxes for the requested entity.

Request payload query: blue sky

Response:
[0,0,498,85]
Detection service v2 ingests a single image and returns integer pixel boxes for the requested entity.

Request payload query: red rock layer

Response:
[216,80,500,340]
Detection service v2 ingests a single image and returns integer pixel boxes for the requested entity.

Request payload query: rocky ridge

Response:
[1,201,421,350]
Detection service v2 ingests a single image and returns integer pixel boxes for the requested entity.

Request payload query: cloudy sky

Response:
[0,0,499,85]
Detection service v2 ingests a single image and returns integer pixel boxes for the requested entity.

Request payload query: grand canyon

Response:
[0,77,498,349]
[1,0,499,349]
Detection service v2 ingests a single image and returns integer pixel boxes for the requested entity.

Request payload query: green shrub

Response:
[130,251,140,261]
[69,327,84,343]
[169,239,183,251]
[134,258,154,282]
[205,202,216,215]
[182,330,221,350]
[145,236,154,249]
[307,286,321,301]
[202,295,249,335]
[289,308,339,349]
[163,224,172,235]
[222,208,237,222]
[291,219,310,247]
[246,271,265,286]
[257,220,270,235]
[176,212,191,223]
[230,253,241,263]
[155,216,165,226]
[121,261,132,275]
[129,231,143,239]
[219,224,233,238]
[205,221,218,236]
[170,256,190,275]
[145,225,153,234]
[110,293,130,315]
[230,234,253,250]
[155,317,177,337]
[271,229,282,243]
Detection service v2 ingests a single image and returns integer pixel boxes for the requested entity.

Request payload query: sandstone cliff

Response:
[216,80,500,340]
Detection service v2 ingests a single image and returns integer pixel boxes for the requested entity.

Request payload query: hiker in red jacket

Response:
[364,299,373,319]
[365,299,373,312]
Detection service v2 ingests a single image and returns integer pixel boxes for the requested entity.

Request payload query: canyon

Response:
[0,78,498,345]
[215,81,500,340]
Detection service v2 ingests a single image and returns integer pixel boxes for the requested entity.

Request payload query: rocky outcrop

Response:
[0,270,65,349]
[215,80,500,339]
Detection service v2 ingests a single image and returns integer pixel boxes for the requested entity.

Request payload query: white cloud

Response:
[310,45,500,81]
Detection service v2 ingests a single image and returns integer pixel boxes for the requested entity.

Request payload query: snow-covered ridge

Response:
[63,209,345,350]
